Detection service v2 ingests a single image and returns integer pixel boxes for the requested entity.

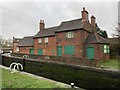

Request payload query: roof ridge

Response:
[43,25,59,30]
[62,18,82,23]
[24,36,33,38]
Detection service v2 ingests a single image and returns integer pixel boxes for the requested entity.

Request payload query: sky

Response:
[0,0,119,39]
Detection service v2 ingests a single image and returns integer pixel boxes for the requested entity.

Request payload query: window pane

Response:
[104,50,107,53]
[104,45,107,49]
[16,47,19,51]
[45,37,48,43]
[71,32,74,38]
[67,32,74,38]
[68,32,71,38]
[38,38,42,43]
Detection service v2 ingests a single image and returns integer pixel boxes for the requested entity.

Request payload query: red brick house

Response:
[17,36,34,54]
[15,7,109,60]
[33,24,58,56]
[12,37,22,53]
[33,7,109,60]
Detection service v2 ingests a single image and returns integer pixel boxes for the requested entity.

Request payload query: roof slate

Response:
[17,36,33,47]
[34,18,93,38]
[84,32,108,44]
[56,18,83,32]
[106,38,119,45]
[13,38,22,43]
[34,26,58,38]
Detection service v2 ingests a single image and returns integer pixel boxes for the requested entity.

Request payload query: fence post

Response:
[0,54,2,65]
[23,58,25,71]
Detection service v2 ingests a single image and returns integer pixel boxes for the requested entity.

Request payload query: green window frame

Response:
[104,45,109,53]
[64,45,75,55]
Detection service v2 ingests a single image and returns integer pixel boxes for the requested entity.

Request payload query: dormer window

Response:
[66,32,74,38]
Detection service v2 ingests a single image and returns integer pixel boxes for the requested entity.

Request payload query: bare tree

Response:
[0,35,6,45]
[113,23,120,38]
[0,35,13,48]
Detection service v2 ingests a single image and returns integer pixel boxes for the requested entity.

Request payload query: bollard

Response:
[101,65,104,68]
[22,55,28,71]
[23,58,25,71]
[71,82,74,88]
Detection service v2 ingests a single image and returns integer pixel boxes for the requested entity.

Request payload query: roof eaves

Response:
[17,45,33,47]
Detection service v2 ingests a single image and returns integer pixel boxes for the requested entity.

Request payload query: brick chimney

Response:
[91,15,96,28]
[81,7,89,21]
[39,19,45,30]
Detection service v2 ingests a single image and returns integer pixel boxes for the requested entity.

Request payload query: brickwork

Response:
[83,44,109,60]
[56,29,89,58]
[34,36,56,56]
[11,53,98,66]
[15,7,110,60]
[19,46,33,54]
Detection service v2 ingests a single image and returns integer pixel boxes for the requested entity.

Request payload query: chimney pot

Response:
[83,7,85,11]
[39,19,45,30]
[81,7,88,21]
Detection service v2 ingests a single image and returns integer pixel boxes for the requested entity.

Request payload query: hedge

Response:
[2,55,120,89]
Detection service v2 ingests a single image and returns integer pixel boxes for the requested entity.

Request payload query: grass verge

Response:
[98,59,119,69]
[1,68,66,88]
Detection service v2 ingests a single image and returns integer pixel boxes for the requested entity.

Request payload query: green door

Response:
[38,49,43,55]
[86,47,94,59]
[30,48,34,54]
[57,46,62,56]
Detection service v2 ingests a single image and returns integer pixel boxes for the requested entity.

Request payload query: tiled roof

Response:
[17,36,33,47]
[34,26,58,38]
[84,32,108,44]
[34,18,92,38]
[106,38,119,45]
[13,38,22,43]
[56,18,83,32]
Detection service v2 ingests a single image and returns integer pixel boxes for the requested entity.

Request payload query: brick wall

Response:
[34,36,56,56]
[84,44,109,60]
[19,46,33,54]
[56,29,89,58]
[11,53,98,66]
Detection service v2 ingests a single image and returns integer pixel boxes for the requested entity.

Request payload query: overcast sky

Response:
[0,0,119,39]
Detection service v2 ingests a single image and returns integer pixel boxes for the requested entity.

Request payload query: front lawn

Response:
[98,59,119,69]
[1,68,66,88]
